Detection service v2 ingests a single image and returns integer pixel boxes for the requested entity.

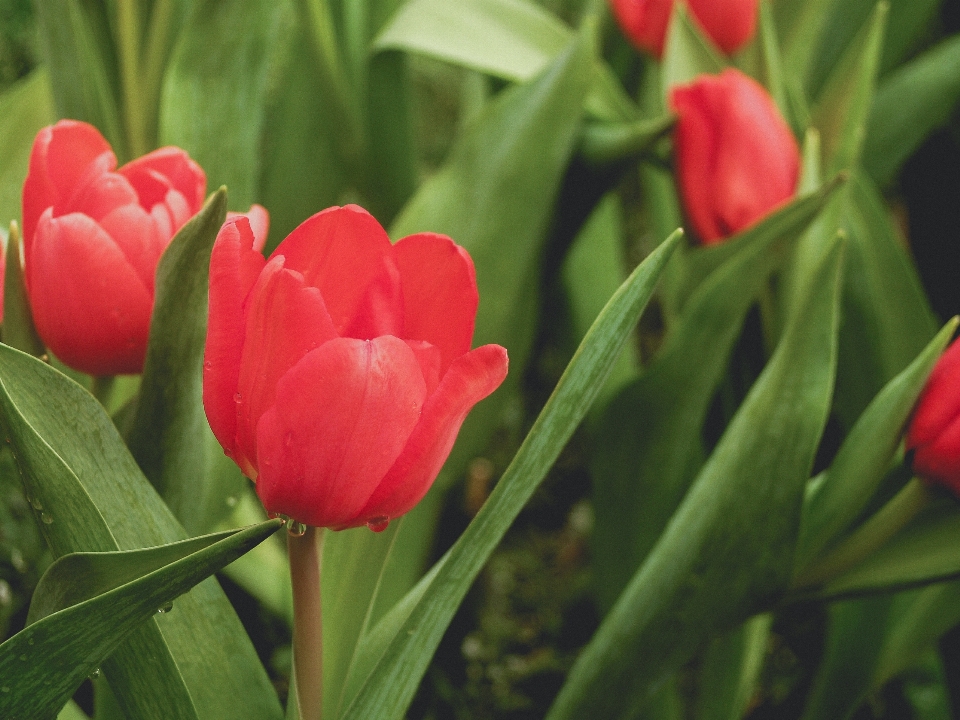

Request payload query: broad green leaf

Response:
[660,3,725,101]
[777,0,833,93]
[3,222,44,357]
[864,35,960,188]
[124,188,243,535]
[0,345,283,719]
[810,2,887,175]
[0,69,54,228]
[833,172,938,427]
[696,614,772,720]
[340,230,684,720]
[591,181,840,612]
[756,1,791,129]
[57,700,90,720]
[795,319,956,573]
[34,0,124,157]
[0,520,280,720]
[548,238,843,720]
[159,0,287,208]
[391,26,592,476]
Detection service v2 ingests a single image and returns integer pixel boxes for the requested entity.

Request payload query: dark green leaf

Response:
[0,346,283,719]
[696,615,772,720]
[0,520,280,720]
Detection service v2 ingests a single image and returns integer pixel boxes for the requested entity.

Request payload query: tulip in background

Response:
[907,338,960,493]
[609,0,758,58]
[20,119,206,376]
[203,204,509,530]
[670,68,800,245]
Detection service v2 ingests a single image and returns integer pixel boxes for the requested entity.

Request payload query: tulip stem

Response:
[794,477,931,588]
[289,525,325,720]
[91,375,116,409]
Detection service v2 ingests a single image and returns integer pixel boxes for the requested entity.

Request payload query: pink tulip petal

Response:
[64,171,140,222]
[405,340,443,397]
[98,204,167,292]
[611,0,674,57]
[203,218,266,470]
[914,410,960,493]
[271,205,392,333]
[342,254,404,340]
[346,344,508,527]
[120,146,206,213]
[29,210,152,375]
[235,256,339,469]
[392,232,479,374]
[254,336,427,528]
[908,340,960,449]
[687,0,757,54]
[227,205,270,252]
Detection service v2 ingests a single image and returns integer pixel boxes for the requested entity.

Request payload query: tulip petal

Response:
[392,232,479,375]
[271,205,393,334]
[914,411,960,493]
[227,205,270,252]
[688,0,758,55]
[255,336,427,528]
[203,218,266,468]
[235,256,339,471]
[98,204,168,293]
[342,254,404,340]
[120,146,206,213]
[347,344,508,527]
[65,171,140,222]
[28,210,152,375]
[908,340,960,449]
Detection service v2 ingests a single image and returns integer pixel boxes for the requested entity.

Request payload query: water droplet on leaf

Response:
[89,668,101,680]
[286,519,307,537]
[40,512,53,524]
[226,496,238,508]
[366,516,390,533]
[156,602,173,614]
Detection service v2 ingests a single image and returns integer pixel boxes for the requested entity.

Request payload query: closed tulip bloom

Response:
[203,205,509,530]
[610,0,758,58]
[670,69,800,245]
[21,119,206,375]
[907,340,960,493]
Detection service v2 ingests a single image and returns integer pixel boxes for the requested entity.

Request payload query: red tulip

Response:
[907,339,960,493]
[609,0,758,58]
[203,205,509,530]
[670,69,800,245]
[21,120,206,375]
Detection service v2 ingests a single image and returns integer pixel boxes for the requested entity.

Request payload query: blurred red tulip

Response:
[21,120,206,375]
[203,205,508,530]
[609,0,758,58]
[670,69,800,245]
[907,339,960,493]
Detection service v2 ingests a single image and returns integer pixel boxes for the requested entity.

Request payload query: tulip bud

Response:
[609,0,758,58]
[203,205,509,530]
[907,339,960,493]
[670,69,800,245]
[21,120,206,375]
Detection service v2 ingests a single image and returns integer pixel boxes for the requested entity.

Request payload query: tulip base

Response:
[288,525,325,720]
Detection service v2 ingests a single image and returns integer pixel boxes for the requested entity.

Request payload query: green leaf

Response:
[864,35,960,188]
[159,0,287,208]
[0,346,283,719]
[810,2,887,175]
[696,614,772,720]
[795,320,956,573]
[3,222,45,357]
[390,26,592,475]
[339,229,683,720]
[34,0,124,157]
[591,181,840,612]
[548,237,843,720]
[578,114,673,166]
[124,188,242,535]
[0,520,280,720]
[660,3,725,101]
[0,69,54,229]
[756,1,791,129]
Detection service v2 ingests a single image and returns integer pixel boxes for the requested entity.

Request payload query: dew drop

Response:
[366,516,390,533]
[204,361,212,370]
[225,495,238,508]
[156,601,174,614]
[29,496,42,510]
[40,512,53,524]
[284,432,293,447]
[18,654,26,661]
[40,354,50,364]
[27,637,34,646]
[1,686,9,693]
[89,668,101,680]
[286,519,307,537]
[234,392,242,403]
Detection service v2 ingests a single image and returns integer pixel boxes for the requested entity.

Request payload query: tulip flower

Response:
[670,69,800,245]
[21,120,206,375]
[203,204,509,530]
[907,339,960,493]
[609,0,758,58]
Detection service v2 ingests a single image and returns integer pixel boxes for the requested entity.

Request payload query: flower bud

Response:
[609,0,758,58]
[670,69,800,245]
[203,205,509,530]
[21,120,206,375]
[907,339,960,493]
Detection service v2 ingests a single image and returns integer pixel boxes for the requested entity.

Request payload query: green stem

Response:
[795,477,932,588]
[116,0,148,158]
[91,375,117,409]
[289,526,325,720]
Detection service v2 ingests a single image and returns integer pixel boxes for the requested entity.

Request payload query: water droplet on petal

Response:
[286,519,307,537]
[366,516,390,533]
[284,432,293,447]
[233,392,242,403]
[89,668,101,680]
[204,361,212,370]
[40,512,53,525]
